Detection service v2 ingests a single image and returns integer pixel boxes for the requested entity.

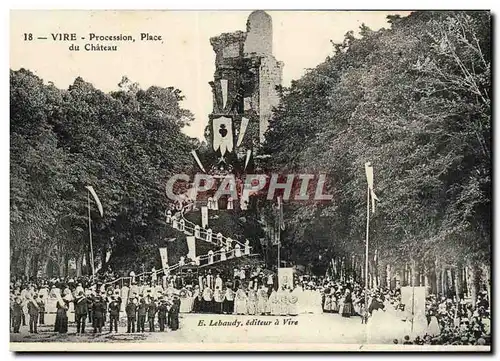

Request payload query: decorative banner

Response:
[240,191,249,210]
[243,97,252,111]
[191,150,206,172]
[278,268,294,289]
[212,116,234,156]
[105,249,112,263]
[220,79,228,108]
[201,206,208,228]
[159,247,169,270]
[364,162,380,213]
[85,185,103,217]
[244,149,252,170]
[186,236,196,261]
[237,117,249,147]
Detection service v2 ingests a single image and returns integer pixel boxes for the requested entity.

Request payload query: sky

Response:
[10,10,411,139]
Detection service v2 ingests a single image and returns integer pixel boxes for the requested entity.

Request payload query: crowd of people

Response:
[10,276,181,335]
[10,266,491,346]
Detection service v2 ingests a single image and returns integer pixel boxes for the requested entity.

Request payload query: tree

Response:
[262,11,491,297]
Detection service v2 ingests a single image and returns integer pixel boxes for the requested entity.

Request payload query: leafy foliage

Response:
[263,11,491,273]
[11,71,195,277]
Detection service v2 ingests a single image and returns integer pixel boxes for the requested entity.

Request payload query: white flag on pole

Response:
[159,247,169,270]
[85,186,103,217]
[186,236,196,261]
[364,162,380,213]
[212,116,234,156]
[201,206,208,228]
[244,149,252,170]
[191,150,206,173]
[237,117,249,147]
[220,79,228,108]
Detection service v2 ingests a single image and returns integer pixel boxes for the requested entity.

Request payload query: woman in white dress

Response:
[213,286,224,314]
[179,288,192,313]
[247,287,258,315]
[288,287,299,316]
[234,285,248,315]
[278,287,288,316]
[202,285,213,313]
[268,288,280,316]
[302,286,312,314]
[323,287,333,313]
[257,285,269,315]
[426,315,441,336]
[312,288,324,314]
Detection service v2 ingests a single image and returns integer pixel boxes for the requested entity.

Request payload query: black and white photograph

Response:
[8,9,491,351]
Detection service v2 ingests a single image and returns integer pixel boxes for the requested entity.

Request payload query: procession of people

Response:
[10,263,491,347]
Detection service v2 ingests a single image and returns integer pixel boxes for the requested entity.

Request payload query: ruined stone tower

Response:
[208,10,283,160]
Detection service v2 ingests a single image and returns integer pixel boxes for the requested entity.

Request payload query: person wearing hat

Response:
[137,297,147,333]
[125,297,138,333]
[192,285,203,313]
[169,294,180,331]
[37,294,45,325]
[74,291,88,334]
[157,298,168,332]
[11,297,23,333]
[108,295,120,333]
[213,286,224,314]
[147,296,158,332]
[92,296,105,334]
[27,293,39,334]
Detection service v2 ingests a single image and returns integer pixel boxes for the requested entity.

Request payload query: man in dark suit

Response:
[168,294,181,331]
[92,296,105,333]
[27,296,39,334]
[147,298,157,332]
[12,297,23,333]
[125,297,137,333]
[37,295,45,325]
[137,297,147,333]
[108,296,120,333]
[157,298,168,332]
[74,291,88,334]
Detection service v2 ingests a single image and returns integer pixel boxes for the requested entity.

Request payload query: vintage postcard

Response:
[9,9,491,352]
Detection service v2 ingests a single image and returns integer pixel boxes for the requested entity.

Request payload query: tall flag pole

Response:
[85,186,103,279]
[364,162,379,314]
[277,196,284,270]
[87,191,95,278]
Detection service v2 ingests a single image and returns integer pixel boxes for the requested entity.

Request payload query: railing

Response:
[168,209,251,251]
[101,209,255,286]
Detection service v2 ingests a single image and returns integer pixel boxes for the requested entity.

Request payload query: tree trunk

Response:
[480,264,491,307]
[411,260,420,287]
[386,263,392,290]
[464,266,470,297]
[454,262,463,300]
[24,253,32,279]
[11,247,21,275]
[435,258,441,295]
[446,269,453,296]
[76,252,84,277]
[85,250,91,276]
[32,254,40,279]
[467,262,480,307]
